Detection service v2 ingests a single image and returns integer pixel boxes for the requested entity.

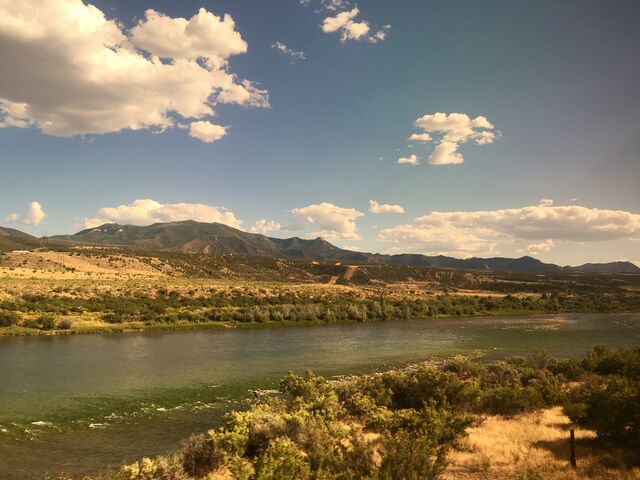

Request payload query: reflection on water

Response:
[1,313,639,478]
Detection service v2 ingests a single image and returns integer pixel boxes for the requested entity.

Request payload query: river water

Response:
[1,313,639,478]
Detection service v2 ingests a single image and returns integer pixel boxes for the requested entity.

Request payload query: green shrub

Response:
[118,455,186,480]
[0,311,20,327]
[253,438,310,480]
[481,385,532,414]
[566,376,640,447]
[57,318,73,330]
[103,312,124,324]
[581,345,640,380]
[23,318,40,329]
[378,428,447,480]
[38,315,56,330]
[181,434,224,478]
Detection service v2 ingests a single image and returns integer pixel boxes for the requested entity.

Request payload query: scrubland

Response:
[1,250,639,336]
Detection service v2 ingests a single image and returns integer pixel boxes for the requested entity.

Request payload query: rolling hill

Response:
[52,221,372,261]
[47,220,640,275]
[0,226,40,252]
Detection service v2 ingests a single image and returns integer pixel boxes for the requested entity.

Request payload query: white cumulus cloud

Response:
[130,8,247,67]
[408,133,432,143]
[409,113,498,165]
[6,201,47,226]
[369,200,405,214]
[82,199,242,229]
[397,154,419,165]
[188,121,227,143]
[379,202,640,258]
[250,219,282,234]
[429,141,464,165]
[321,8,389,43]
[519,240,555,256]
[291,202,364,240]
[0,1,268,141]
[379,224,497,258]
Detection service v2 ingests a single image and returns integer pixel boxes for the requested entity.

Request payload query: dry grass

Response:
[444,407,640,480]
[0,251,165,279]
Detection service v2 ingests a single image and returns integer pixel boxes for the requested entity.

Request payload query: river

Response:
[1,313,639,478]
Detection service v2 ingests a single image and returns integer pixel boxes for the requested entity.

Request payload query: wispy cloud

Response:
[271,41,306,63]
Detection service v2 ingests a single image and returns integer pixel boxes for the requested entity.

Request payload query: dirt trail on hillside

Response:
[343,266,358,281]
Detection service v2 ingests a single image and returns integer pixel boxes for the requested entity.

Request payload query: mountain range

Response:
[1,221,638,275]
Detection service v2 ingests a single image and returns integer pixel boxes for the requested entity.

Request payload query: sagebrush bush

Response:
[38,315,56,330]
[181,434,224,478]
[253,438,310,480]
[0,311,20,327]
[57,318,73,330]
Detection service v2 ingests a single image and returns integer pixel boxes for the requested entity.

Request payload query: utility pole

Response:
[40,228,48,250]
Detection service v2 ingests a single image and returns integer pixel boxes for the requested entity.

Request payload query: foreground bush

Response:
[181,434,224,478]
[565,346,640,448]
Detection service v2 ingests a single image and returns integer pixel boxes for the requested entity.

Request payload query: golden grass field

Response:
[444,408,640,480]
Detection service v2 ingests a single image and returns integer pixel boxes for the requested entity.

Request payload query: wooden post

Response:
[569,428,577,468]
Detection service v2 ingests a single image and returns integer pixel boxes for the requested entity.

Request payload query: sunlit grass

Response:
[445,408,640,479]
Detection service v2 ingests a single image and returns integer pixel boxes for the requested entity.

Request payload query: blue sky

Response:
[1,0,639,265]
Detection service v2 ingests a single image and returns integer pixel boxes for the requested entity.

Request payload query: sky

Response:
[1,0,639,266]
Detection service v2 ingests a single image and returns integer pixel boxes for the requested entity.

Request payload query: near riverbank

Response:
[67,347,640,480]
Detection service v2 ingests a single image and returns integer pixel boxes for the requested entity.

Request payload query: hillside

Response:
[51,221,372,261]
[0,226,40,252]
[39,220,640,275]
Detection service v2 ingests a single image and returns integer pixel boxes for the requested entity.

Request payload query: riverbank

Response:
[4,306,640,337]
[0,308,575,337]
[70,346,640,480]
[1,285,638,337]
